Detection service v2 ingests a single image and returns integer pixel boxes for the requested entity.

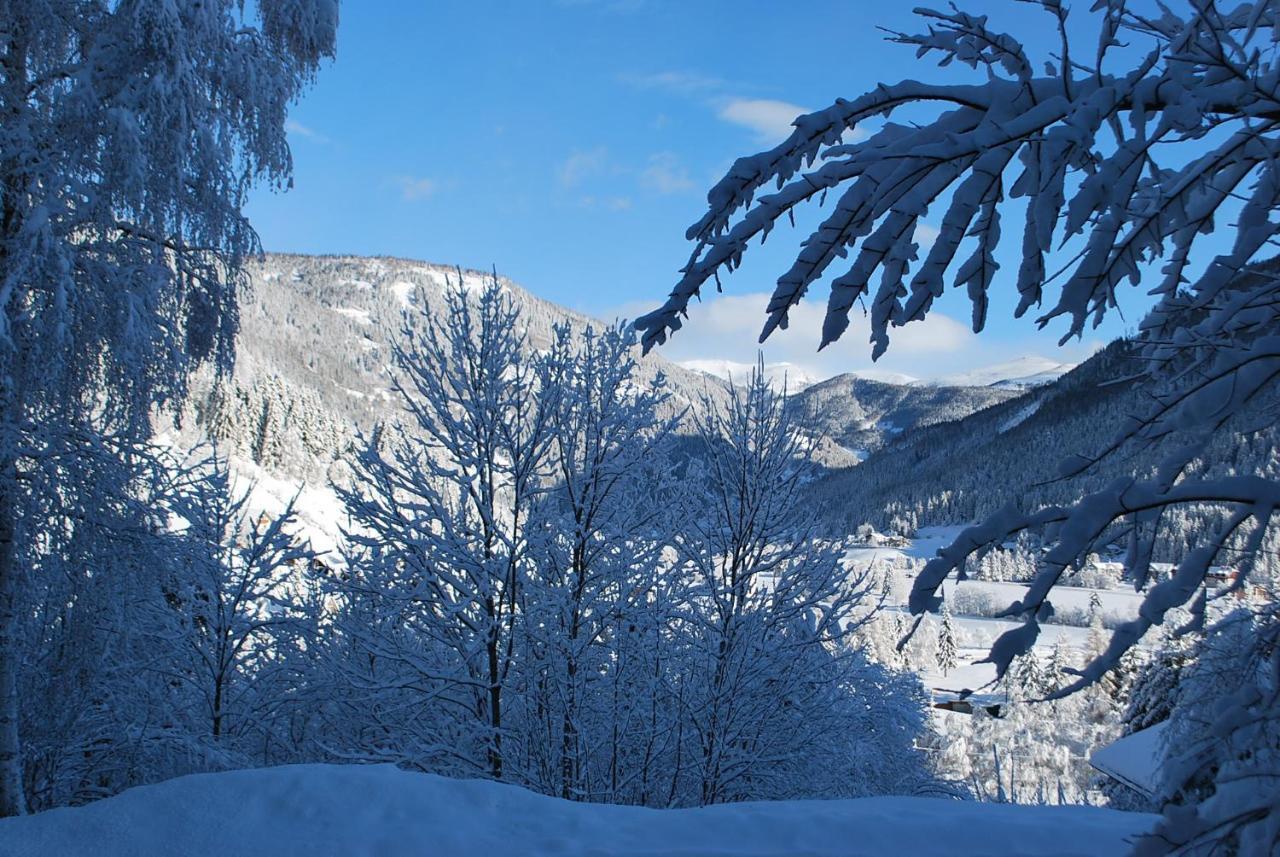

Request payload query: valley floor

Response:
[0,763,1155,857]
[845,526,1148,706]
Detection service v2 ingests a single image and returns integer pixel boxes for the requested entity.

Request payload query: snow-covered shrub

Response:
[1137,605,1280,855]
[329,287,945,806]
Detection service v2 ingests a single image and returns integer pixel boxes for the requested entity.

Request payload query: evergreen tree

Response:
[937,602,958,678]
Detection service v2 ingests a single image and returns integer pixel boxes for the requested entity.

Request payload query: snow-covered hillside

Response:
[788,375,1018,458]
[682,357,1079,391]
[681,358,821,390]
[0,763,1155,857]
[177,252,1028,522]
[928,356,1077,390]
[175,253,730,486]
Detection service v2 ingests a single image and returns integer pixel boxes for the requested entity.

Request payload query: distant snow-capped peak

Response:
[923,356,1076,389]
[680,359,821,391]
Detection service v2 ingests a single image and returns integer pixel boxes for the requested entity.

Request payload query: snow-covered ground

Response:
[232,455,350,561]
[0,763,1156,857]
[998,399,1042,433]
[332,306,373,325]
[845,527,1146,699]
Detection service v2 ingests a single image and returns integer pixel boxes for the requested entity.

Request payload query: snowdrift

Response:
[0,763,1155,856]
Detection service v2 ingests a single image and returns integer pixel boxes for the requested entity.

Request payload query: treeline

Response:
[16,283,943,812]
[809,337,1280,575]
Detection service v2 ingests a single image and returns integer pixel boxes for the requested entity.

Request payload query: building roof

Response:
[1090,721,1168,798]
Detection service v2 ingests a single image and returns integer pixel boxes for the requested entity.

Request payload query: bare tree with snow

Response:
[522,320,680,799]
[336,279,554,780]
[672,363,879,804]
[161,454,316,745]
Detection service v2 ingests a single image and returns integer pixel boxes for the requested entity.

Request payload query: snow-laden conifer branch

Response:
[637,2,1280,358]
[640,9,1280,841]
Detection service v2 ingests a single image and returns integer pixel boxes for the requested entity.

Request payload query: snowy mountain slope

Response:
[805,337,1280,537]
[806,342,1144,533]
[681,358,820,391]
[0,763,1156,857]
[787,374,1019,456]
[170,252,1018,505]
[852,368,920,385]
[681,357,1075,391]
[171,253,730,487]
[927,356,1077,390]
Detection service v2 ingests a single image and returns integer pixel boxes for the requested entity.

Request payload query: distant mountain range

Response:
[682,355,1077,392]
[173,253,1033,480]
[173,253,722,485]
[786,375,1018,461]
[928,355,1079,389]
[802,338,1277,546]
[679,359,823,392]
[168,252,1136,544]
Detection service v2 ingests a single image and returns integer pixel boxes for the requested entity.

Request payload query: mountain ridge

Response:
[169,252,1092,535]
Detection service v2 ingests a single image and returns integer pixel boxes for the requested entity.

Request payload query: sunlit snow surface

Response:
[0,763,1154,856]
[844,527,1148,700]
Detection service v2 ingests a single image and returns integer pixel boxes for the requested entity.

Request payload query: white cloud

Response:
[577,195,633,211]
[621,70,723,93]
[717,98,810,142]
[640,152,694,194]
[608,290,1093,384]
[285,119,329,144]
[558,147,609,188]
[394,176,437,201]
[914,223,940,249]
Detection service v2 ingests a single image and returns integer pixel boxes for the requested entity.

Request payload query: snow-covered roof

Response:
[1090,722,1167,798]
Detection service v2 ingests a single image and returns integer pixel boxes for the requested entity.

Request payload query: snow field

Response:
[844,527,1147,698]
[0,763,1156,857]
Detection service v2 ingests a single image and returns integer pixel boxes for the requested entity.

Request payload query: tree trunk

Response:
[212,674,224,739]
[0,466,26,817]
[561,552,584,799]
[0,21,27,819]
[486,596,502,780]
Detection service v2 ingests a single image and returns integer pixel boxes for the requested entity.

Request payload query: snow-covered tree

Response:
[1139,605,1279,855]
[938,602,959,679]
[0,2,337,816]
[671,362,882,804]
[520,320,679,800]
[335,279,553,780]
[637,5,1279,847]
[160,454,315,745]
[15,440,187,809]
[1124,626,1196,734]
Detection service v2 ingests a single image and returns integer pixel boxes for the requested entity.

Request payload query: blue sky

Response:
[247,1,1170,381]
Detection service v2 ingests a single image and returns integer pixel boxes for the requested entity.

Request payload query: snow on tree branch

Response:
[638,6,1280,845]
[637,1,1280,358]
